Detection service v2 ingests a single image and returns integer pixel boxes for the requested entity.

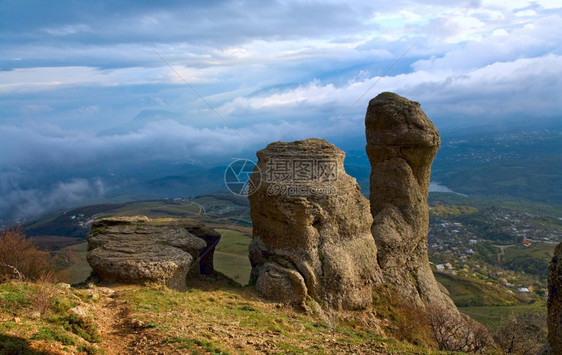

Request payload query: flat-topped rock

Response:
[87,216,220,289]
[248,138,382,310]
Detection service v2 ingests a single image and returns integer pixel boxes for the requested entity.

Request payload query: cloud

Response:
[0,0,561,220]
[0,178,106,222]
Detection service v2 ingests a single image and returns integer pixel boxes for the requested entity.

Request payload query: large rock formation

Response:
[365,92,450,308]
[548,242,562,353]
[366,92,493,351]
[87,216,220,290]
[248,138,382,310]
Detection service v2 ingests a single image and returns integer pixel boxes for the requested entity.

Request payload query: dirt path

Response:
[493,244,515,263]
[92,288,142,354]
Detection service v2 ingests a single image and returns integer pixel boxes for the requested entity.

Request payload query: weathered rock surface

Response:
[87,216,220,289]
[248,138,382,310]
[366,92,492,350]
[365,92,449,308]
[548,242,562,353]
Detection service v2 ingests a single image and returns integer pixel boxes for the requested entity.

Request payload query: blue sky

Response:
[1,0,561,220]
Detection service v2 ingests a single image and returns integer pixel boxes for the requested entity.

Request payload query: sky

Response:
[1,0,561,221]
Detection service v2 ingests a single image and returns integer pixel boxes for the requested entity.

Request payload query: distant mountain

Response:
[98,109,184,136]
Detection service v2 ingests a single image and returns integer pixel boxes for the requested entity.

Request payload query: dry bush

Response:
[372,286,436,348]
[0,227,56,282]
[494,312,547,354]
[426,304,493,353]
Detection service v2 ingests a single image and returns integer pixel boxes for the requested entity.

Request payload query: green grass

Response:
[459,302,546,330]
[0,282,101,354]
[64,242,92,284]
[435,273,520,307]
[121,284,438,354]
[214,229,252,285]
[110,201,202,218]
[503,243,557,279]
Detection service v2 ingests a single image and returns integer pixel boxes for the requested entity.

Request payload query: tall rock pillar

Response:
[365,92,448,306]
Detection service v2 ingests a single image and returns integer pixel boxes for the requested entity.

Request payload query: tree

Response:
[494,312,547,354]
[0,227,53,282]
[427,304,494,352]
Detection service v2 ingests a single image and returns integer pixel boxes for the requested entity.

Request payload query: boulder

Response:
[248,138,382,310]
[87,216,220,289]
[548,242,562,353]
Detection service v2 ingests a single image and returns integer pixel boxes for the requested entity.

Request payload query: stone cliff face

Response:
[548,242,562,353]
[365,92,453,309]
[248,139,382,310]
[87,216,220,290]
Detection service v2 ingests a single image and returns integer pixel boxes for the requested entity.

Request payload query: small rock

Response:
[30,311,41,319]
[97,286,115,296]
[85,289,100,301]
[130,319,145,328]
[68,305,90,318]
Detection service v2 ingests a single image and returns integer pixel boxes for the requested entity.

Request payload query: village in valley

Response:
[427,203,562,299]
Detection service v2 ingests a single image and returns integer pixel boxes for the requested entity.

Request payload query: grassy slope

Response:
[459,303,546,331]
[435,273,547,329]
[434,273,520,307]
[0,282,102,354]
[0,281,442,355]
[502,243,557,281]
[63,242,92,285]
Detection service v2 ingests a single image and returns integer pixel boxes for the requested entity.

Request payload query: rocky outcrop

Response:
[548,242,562,353]
[366,92,492,350]
[365,92,450,308]
[87,216,220,290]
[248,138,382,310]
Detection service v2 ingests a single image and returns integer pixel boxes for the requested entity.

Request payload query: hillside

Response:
[0,279,443,354]
[6,190,558,353]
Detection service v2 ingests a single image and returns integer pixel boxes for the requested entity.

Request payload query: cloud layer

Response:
[0,0,561,221]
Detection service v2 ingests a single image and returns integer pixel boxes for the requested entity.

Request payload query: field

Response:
[435,272,546,329]
[214,229,252,286]
[459,303,546,330]
[61,242,91,285]
[502,243,557,280]
[434,273,521,307]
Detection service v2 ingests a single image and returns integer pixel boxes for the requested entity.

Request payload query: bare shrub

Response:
[372,286,436,347]
[494,312,547,354]
[33,280,59,316]
[0,227,55,282]
[427,304,493,352]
